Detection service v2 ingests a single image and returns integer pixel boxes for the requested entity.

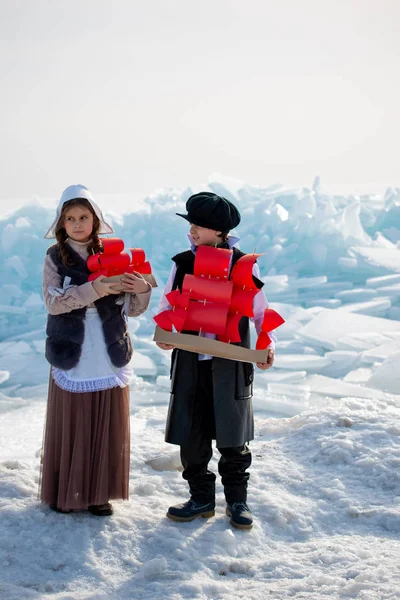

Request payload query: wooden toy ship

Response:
[154,245,284,363]
[87,238,157,289]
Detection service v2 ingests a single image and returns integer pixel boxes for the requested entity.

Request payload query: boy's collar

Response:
[187,234,240,253]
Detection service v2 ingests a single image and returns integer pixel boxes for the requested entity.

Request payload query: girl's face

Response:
[190,223,222,247]
[63,205,94,242]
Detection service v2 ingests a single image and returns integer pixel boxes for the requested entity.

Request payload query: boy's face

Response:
[190,223,223,247]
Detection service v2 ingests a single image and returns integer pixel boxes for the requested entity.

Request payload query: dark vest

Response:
[45,244,132,370]
[165,244,264,447]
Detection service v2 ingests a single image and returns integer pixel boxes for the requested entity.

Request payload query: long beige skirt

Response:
[40,378,130,511]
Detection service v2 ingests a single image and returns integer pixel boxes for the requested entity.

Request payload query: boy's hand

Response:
[120,272,149,294]
[156,342,175,351]
[256,348,275,370]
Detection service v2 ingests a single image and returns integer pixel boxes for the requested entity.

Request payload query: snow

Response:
[1,175,400,599]
[1,393,400,599]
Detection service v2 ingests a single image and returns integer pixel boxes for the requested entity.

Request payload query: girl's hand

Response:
[256,348,275,370]
[156,342,175,351]
[120,272,149,294]
[92,278,121,297]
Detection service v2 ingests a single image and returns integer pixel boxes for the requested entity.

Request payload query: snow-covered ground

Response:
[1,175,400,599]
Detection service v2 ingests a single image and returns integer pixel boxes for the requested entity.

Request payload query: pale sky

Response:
[1,0,399,212]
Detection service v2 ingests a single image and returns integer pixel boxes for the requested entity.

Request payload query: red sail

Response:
[182,275,233,305]
[157,287,230,335]
[129,248,145,263]
[218,313,243,343]
[128,248,152,274]
[166,289,191,309]
[87,238,154,281]
[87,254,101,272]
[97,253,131,272]
[194,246,232,280]
[229,287,259,318]
[184,303,230,335]
[101,238,125,254]
[156,247,234,334]
[217,253,262,338]
[256,309,285,349]
[88,268,108,282]
[230,253,262,288]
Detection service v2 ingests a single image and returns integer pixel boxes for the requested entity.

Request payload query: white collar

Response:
[67,238,90,248]
[187,234,240,254]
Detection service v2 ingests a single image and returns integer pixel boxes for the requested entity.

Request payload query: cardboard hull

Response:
[104,273,158,290]
[154,326,269,363]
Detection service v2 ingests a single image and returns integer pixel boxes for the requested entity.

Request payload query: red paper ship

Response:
[154,246,284,360]
[87,238,157,287]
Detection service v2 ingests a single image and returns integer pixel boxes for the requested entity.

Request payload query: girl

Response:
[40,184,151,516]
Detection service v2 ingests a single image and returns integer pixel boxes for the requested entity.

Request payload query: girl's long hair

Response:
[54,199,103,267]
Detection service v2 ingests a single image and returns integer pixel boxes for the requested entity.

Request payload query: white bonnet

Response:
[44,184,114,239]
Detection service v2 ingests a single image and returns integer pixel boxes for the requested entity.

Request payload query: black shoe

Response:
[88,503,113,517]
[167,499,215,522]
[226,502,253,529]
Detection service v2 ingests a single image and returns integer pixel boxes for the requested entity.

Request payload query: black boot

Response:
[167,498,215,522]
[226,501,253,529]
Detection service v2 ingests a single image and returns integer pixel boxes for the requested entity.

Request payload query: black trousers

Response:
[180,360,252,504]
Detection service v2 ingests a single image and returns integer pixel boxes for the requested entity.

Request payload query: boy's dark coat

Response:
[165,247,263,448]
[45,244,132,370]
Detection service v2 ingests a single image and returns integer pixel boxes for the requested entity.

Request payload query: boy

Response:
[156,192,275,529]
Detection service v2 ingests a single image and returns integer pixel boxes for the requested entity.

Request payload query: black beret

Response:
[176,192,241,232]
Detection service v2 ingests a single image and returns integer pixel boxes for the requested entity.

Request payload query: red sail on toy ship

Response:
[87,238,157,289]
[154,245,284,363]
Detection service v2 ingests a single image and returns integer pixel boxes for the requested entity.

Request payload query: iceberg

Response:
[274,354,332,371]
[334,289,377,302]
[130,352,157,377]
[366,274,400,288]
[306,374,394,401]
[297,309,400,351]
[361,339,400,364]
[367,353,400,394]
[339,298,392,318]
[350,247,400,273]
[0,174,398,416]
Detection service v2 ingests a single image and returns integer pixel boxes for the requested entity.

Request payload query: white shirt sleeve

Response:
[251,263,276,350]
[156,264,177,314]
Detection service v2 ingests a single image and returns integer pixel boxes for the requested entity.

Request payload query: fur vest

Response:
[45,244,132,370]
